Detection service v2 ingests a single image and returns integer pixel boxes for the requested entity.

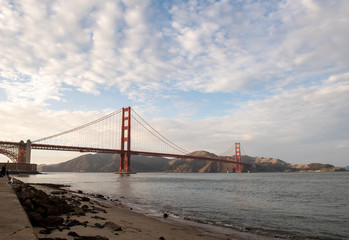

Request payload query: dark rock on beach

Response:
[92,215,106,220]
[94,223,104,229]
[28,212,44,226]
[11,179,125,240]
[96,194,106,200]
[34,183,70,189]
[81,196,90,202]
[51,190,66,195]
[103,221,122,231]
[92,206,107,213]
[68,231,79,237]
[12,180,75,227]
[38,238,67,240]
[64,219,88,228]
[39,228,53,234]
[74,236,109,240]
[81,204,89,212]
[43,215,65,227]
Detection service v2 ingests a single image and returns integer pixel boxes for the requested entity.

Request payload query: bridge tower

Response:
[235,142,242,173]
[18,140,27,163]
[16,140,32,164]
[26,140,31,163]
[119,107,131,173]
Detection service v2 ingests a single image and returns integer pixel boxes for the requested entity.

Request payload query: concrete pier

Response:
[0,176,37,239]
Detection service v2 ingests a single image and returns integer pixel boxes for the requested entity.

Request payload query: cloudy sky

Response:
[1,0,348,167]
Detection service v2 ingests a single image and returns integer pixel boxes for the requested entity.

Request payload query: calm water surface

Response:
[17,172,349,240]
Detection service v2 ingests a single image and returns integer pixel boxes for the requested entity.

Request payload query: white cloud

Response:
[1,0,349,104]
[149,72,349,166]
[0,0,348,167]
[167,0,349,93]
[0,72,348,166]
[0,0,170,103]
[0,100,110,164]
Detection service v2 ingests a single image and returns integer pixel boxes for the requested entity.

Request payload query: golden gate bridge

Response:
[0,107,244,173]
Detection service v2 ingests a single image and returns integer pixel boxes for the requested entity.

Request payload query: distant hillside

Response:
[164,151,297,173]
[39,153,170,172]
[38,151,346,173]
[164,151,346,173]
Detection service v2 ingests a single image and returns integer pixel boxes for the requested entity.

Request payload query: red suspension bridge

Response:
[0,107,244,173]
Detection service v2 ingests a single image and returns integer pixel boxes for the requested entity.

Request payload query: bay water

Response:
[16,172,349,240]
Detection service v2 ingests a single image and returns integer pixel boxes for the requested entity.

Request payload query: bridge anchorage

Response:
[0,107,245,173]
[0,140,37,173]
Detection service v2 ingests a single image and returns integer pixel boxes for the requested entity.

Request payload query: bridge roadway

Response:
[31,143,249,165]
[0,140,248,166]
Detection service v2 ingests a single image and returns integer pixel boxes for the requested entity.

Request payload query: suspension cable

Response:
[220,144,235,156]
[131,109,189,154]
[33,109,122,143]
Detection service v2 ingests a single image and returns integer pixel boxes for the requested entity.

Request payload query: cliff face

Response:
[38,151,345,173]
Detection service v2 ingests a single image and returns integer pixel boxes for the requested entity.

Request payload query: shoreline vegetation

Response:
[12,179,272,240]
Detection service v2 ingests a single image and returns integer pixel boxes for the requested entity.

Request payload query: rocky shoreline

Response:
[12,179,121,240]
[12,178,256,240]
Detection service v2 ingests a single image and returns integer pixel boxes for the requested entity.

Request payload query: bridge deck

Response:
[0,176,37,239]
[1,140,248,167]
[31,143,249,165]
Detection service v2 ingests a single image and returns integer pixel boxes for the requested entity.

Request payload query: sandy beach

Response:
[12,179,274,240]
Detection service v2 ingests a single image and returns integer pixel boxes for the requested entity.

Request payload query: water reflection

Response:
[113,174,132,199]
